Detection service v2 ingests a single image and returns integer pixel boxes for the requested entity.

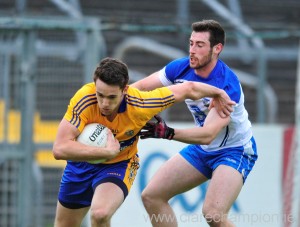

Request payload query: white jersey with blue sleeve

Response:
[158,57,253,152]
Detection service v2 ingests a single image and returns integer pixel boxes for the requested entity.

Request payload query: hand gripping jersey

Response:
[64,82,175,163]
[159,57,253,152]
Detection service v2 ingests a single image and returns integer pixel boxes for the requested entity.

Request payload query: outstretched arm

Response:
[132,73,235,117]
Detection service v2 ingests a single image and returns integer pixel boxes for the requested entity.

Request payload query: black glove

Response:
[140,115,175,140]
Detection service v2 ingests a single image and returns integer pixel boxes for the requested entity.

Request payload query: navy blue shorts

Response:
[180,137,257,183]
[58,154,140,209]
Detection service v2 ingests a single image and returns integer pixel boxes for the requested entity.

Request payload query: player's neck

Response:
[194,60,218,78]
[106,112,117,122]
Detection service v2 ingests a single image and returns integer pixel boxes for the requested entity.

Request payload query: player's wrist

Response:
[166,127,175,140]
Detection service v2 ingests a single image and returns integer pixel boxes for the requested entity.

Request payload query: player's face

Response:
[95,79,125,116]
[189,31,215,70]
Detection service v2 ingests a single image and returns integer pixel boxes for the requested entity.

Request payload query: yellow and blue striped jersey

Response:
[64,82,175,163]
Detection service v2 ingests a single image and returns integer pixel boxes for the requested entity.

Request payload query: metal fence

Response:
[0,16,105,227]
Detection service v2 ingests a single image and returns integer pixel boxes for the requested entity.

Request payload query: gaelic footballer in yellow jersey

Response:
[64,82,175,164]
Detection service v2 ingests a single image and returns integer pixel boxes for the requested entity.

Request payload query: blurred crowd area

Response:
[1,0,300,124]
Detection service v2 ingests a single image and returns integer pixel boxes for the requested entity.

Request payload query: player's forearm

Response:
[171,112,228,144]
[172,126,216,145]
[189,81,223,99]
[52,140,112,161]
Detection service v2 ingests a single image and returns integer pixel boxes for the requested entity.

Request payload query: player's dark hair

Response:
[192,19,225,48]
[93,57,129,90]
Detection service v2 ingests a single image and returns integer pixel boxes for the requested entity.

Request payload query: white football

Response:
[77,123,109,164]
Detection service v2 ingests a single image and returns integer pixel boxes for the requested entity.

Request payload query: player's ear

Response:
[213,43,223,55]
[123,85,129,94]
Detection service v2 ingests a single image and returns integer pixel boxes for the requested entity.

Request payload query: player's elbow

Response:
[52,143,63,160]
[201,136,215,145]
[201,130,217,145]
[52,149,61,160]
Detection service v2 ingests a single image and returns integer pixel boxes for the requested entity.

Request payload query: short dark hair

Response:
[93,57,129,90]
[192,20,225,47]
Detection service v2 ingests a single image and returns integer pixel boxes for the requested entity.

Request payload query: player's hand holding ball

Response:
[77,123,120,164]
[104,129,120,160]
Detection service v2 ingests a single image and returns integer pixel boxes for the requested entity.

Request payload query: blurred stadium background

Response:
[0,0,300,226]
